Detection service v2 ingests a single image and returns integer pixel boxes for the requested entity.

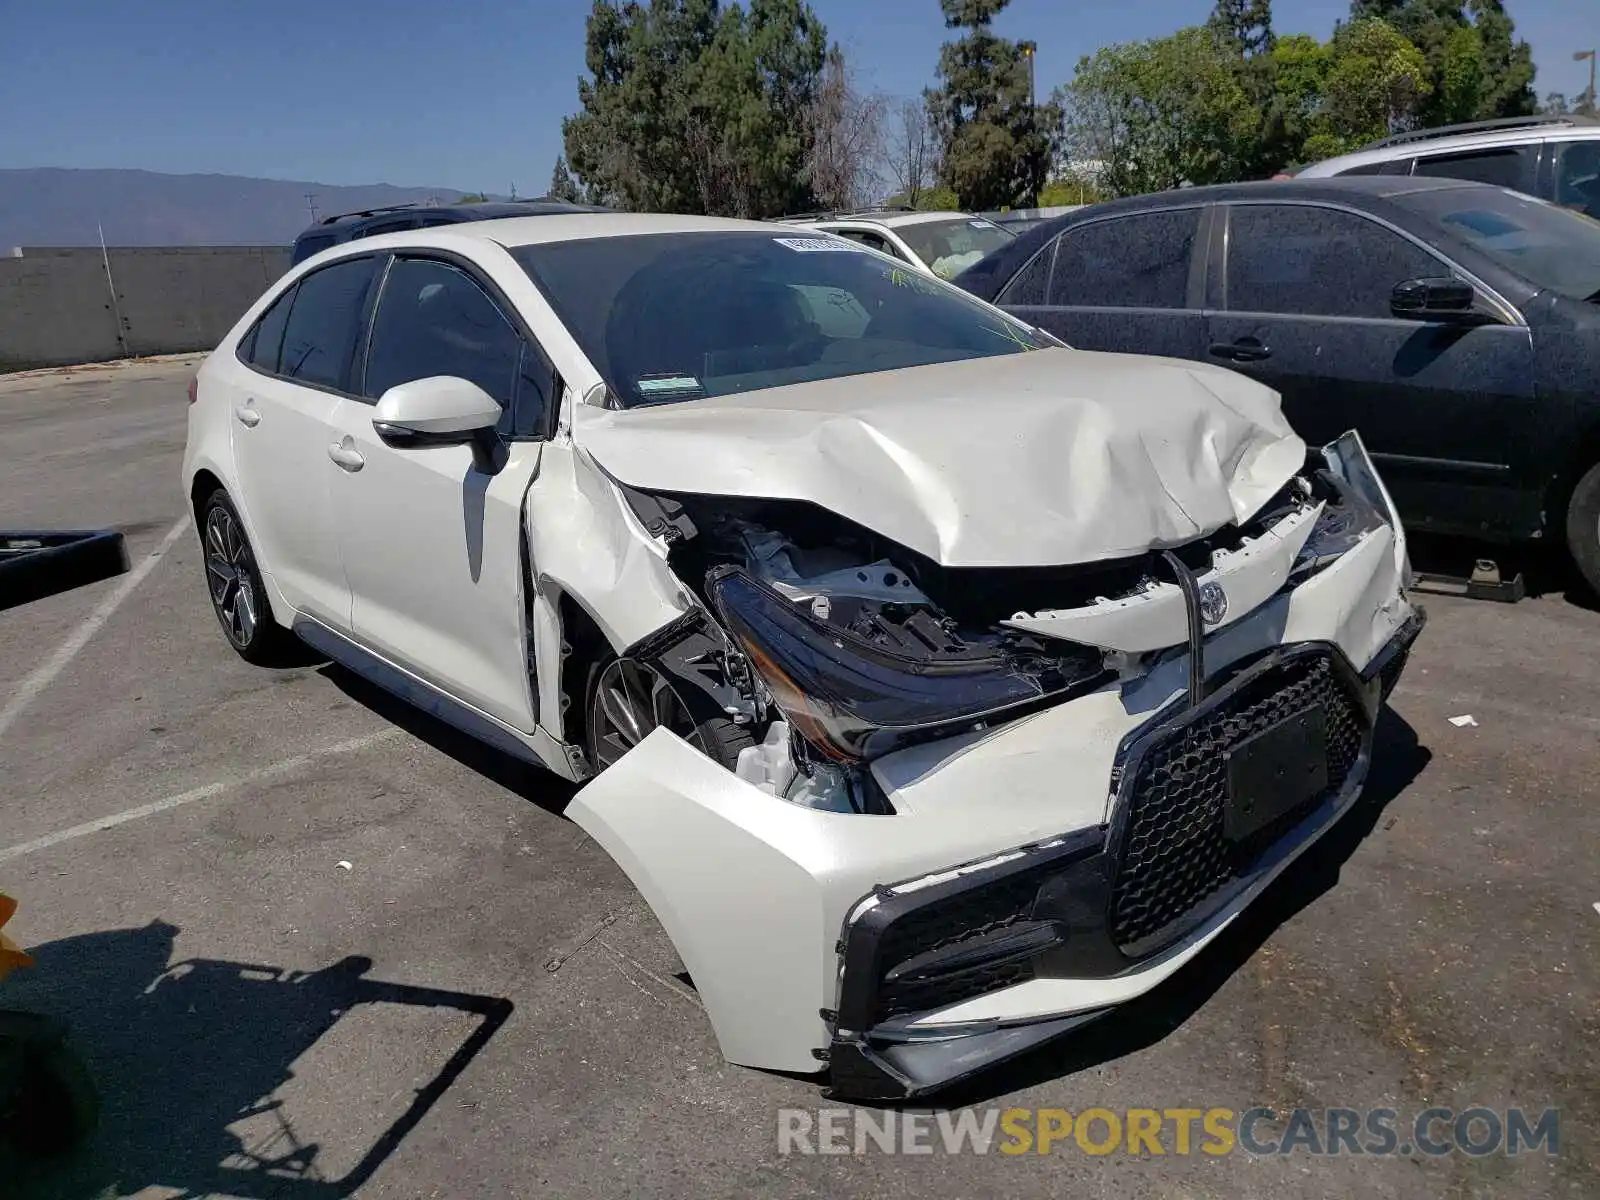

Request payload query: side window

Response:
[996,239,1056,306]
[1340,158,1412,177]
[244,286,295,373]
[364,257,548,433]
[279,258,377,390]
[836,229,897,257]
[1552,140,1600,220]
[1412,147,1531,190]
[359,217,422,236]
[1048,209,1199,308]
[1225,204,1441,319]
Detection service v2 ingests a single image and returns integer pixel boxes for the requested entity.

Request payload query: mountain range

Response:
[0,168,492,248]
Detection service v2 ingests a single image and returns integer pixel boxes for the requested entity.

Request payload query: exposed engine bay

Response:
[611,439,1391,814]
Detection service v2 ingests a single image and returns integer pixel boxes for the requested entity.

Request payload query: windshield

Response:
[1396,186,1600,301]
[513,232,1048,408]
[894,217,1016,279]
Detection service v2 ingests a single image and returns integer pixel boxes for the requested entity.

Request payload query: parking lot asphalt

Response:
[0,358,1595,1199]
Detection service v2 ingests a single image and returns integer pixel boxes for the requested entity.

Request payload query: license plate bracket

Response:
[1224,706,1329,843]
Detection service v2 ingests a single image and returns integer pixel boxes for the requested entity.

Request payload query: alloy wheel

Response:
[588,658,706,771]
[204,506,257,647]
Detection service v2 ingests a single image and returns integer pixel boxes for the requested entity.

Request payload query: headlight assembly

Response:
[706,566,1109,762]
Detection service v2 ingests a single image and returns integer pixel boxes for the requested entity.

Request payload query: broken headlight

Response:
[707,566,1108,762]
[1291,433,1396,582]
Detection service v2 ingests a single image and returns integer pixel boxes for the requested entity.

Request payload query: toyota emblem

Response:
[1199,581,1228,626]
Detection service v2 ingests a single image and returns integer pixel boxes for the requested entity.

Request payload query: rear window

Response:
[895,218,1016,279]
[290,232,339,265]
[513,231,1048,408]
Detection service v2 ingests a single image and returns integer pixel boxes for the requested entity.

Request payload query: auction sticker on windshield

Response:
[773,237,864,253]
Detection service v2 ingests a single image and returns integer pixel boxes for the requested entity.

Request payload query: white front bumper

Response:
[571,523,1416,1085]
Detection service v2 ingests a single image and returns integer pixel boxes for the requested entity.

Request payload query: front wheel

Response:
[1564,462,1600,599]
[584,656,753,776]
[198,490,303,667]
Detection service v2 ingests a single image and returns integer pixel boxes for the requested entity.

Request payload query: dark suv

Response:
[956,176,1600,593]
[290,198,607,265]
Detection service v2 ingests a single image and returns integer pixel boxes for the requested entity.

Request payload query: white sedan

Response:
[183,213,1422,1100]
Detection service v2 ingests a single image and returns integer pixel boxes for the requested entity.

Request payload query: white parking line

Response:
[0,729,403,863]
[0,513,192,743]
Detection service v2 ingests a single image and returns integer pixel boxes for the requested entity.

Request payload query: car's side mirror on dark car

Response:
[1390,276,1477,321]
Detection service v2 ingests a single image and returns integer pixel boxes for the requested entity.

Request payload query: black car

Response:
[290,198,607,265]
[956,176,1600,592]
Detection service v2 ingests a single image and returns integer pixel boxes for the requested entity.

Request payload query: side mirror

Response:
[372,376,501,444]
[1390,276,1476,321]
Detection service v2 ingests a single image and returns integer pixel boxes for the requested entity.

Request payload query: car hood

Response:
[572,348,1306,567]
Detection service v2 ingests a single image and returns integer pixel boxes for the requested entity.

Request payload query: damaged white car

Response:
[183,213,1423,1100]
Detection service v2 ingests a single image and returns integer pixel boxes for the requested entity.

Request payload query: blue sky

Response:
[0,1,1589,190]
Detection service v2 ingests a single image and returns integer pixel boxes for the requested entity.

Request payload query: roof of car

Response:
[793,210,988,228]
[324,211,786,254]
[1298,117,1600,178]
[1048,173,1485,216]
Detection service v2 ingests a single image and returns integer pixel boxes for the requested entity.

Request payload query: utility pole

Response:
[509,182,518,200]
[303,192,319,222]
[1019,41,1039,208]
[1577,49,1597,116]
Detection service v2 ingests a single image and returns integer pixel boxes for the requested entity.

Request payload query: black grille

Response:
[1108,653,1366,952]
[873,869,1043,1021]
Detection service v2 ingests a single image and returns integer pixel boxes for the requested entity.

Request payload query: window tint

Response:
[996,240,1055,306]
[365,258,539,428]
[1048,210,1198,308]
[291,232,338,265]
[1552,140,1600,220]
[1412,147,1529,189]
[1226,204,1440,318]
[279,257,376,390]
[1340,158,1411,176]
[359,217,421,236]
[246,286,295,373]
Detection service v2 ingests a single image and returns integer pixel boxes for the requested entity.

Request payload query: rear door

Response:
[1207,201,1537,538]
[996,207,1208,360]
[228,256,378,625]
[324,252,553,732]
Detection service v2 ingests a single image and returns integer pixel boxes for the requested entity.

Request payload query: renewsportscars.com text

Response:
[776,1106,1561,1157]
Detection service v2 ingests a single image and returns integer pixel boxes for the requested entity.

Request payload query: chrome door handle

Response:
[327,443,365,472]
[233,404,261,427]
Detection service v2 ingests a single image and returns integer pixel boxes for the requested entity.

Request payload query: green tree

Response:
[1058,26,1257,197]
[548,156,584,203]
[1306,16,1431,158]
[925,0,1059,210]
[561,0,827,217]
[1347,0,1533,124]
[456,193,490,204]
[1265,32,1333,165]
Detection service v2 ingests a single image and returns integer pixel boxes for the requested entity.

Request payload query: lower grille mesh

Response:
[1108,653,1365,951]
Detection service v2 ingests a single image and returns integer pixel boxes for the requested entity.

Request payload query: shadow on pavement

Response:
[1407,531,1600,613]
[3,920,511,1199]
[932,706,1432,1107]
[318,662,578,816]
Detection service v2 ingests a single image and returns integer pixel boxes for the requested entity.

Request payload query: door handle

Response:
[1208,338,1272,363]
[233,404,261,427]
[327,442,365,472]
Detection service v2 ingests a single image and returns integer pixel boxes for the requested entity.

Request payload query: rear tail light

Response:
[187,376,198,405]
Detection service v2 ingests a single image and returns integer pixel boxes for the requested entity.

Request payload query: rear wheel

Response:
[584,656,753,775]
[1565,462,1600,599]
[199,490,303,667]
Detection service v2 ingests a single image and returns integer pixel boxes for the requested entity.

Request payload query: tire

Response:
[1565,461,1600,599]
[584,656,754,776]
[198,489,303,667]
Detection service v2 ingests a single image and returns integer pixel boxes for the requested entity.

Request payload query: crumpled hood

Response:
[573,348,1306,567]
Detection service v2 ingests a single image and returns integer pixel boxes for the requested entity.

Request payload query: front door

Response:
[327,254,552,733]
[1207,201,1537,539]
[998,206,1209,362]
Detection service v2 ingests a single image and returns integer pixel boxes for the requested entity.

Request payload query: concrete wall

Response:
[0,245,291,372]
